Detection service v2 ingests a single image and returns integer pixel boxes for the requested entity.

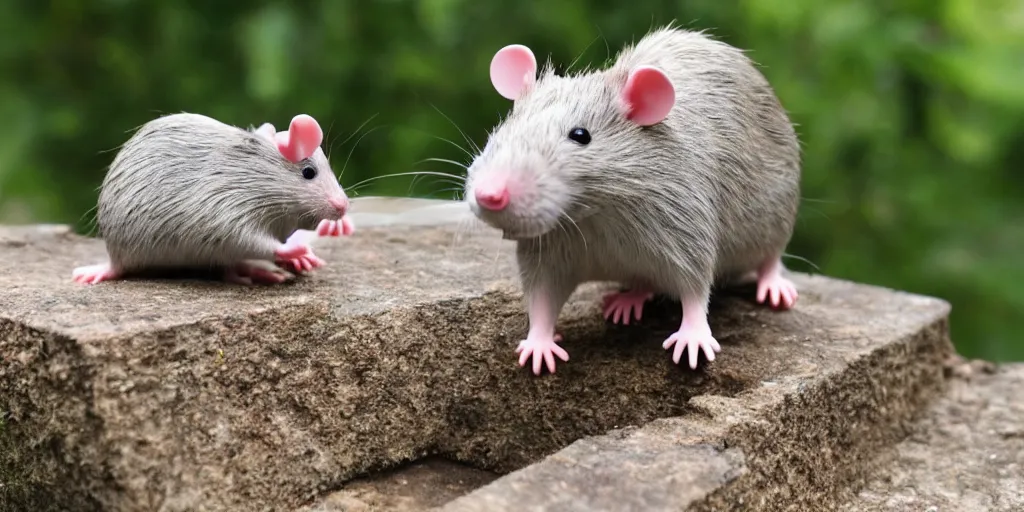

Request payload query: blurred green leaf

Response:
[241,4,296,103]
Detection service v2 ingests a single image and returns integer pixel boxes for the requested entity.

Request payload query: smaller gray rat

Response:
[465,26,802,375]
[73,112,354,285]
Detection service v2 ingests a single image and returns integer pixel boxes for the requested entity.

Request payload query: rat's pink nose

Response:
[329,197,349,216]
[475,187,509,212]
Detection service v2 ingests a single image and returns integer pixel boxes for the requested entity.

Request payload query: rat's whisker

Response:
[567,33,603,73]
[430,103,481,154]
[323,119,338,161]
[330,113,380,158]
[440,180,469,188]
[449,217,468,252]
[408,174,426,192]
[429,135,476,160]
[392,125,476,161]
[435,179,466,188]
[77,204,101,236]
[801,196,837,204]
[781,253,820,272]
[492,245,503,270]
[415,157,469,173]
[407,173,464,193]
[561,213,588,253]
[554,220,573,253]
[338,123,389,180]
[412,166,466,192]
[414,184,464,198]
[348,171,467,193]
[797,205,831,221]
[449,214,487,255]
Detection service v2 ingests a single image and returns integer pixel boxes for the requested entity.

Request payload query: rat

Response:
[72,112,354,285]
[464,26,802,375]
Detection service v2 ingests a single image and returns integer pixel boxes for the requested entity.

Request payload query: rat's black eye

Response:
[568,127,591,145]
[301,166,317,180]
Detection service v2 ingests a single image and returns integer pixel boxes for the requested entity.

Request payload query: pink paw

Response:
[662,325,721,370]
[274,241,312,262]
[515,333,570,376]
[277,251,326,273]
[225,260,294,285]
[756,273,798,310]
[72,263,120,285]
[317,216,354,237]
[602,289,654,325]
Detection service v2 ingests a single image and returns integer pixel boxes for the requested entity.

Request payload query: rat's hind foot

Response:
[515,333,569,376]
[662,324,720,370]
[316,216,354,237]
[756,257,798,310]
[72,263,121,285]
[602,288,654,325]
[225,260,294,285]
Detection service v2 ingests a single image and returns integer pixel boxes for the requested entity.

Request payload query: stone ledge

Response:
[436,286,954,512]
[0,198,954,511]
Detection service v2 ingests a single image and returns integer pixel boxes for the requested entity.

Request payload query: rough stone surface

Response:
[303,457,498,512]
[840,358,1024,512]
[0,198,955,512]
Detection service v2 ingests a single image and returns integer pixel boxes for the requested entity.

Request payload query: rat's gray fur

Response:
[97,112,345,273]
[466,26,801,312]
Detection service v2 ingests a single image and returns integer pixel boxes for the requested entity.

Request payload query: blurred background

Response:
[0,1,1021,360]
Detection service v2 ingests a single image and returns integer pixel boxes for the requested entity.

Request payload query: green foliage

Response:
[1,0,1021,359]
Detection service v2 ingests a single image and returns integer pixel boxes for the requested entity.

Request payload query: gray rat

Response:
[72,112,354,285]
[464,26,801,375]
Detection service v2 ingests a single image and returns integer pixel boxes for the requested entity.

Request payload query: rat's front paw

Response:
[274,241,313,262]
[602,289,653,325]
[316,216,354,237]
[662,325,721,370]
[278,230,326,272]
[515,333,569,376]
[277,251,326,273]
[756,273,798,310]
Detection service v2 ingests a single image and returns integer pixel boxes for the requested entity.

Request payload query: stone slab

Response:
[0,197,954,511]
[304,457,498,512]
[839,358,1024,512]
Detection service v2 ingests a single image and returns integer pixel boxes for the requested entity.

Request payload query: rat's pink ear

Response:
[254,123,276,143]
[621,66,675,126]
[275,114,323,163]
[490,44,537,101]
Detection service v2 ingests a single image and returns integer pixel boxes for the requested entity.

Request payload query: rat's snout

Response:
[467,161,562,239]
[474,184,510,212]
[328,196,349,217]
